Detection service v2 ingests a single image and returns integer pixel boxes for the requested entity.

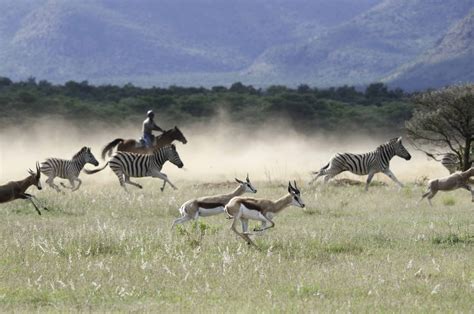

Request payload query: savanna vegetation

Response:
[0,77,412,133]
[0,181,472,311]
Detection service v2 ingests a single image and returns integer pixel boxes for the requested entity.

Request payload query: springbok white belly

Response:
[240,205,265,221]
[198,206,225,217]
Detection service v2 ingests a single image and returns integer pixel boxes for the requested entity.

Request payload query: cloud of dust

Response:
[0,116,446,185]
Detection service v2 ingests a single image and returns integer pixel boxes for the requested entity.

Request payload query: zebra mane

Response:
[374,139,393,152]
[153,144,174,154]
[72,147,87,160]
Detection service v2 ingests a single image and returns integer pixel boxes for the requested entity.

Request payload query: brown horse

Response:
[101,126,187,159]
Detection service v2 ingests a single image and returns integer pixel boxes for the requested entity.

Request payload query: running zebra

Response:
[440,153,461,174]
[40,147,99,192]
[310,137,411,191]
[84,144,183,191]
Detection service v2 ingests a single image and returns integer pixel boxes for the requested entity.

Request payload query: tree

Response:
[406,84,474,171]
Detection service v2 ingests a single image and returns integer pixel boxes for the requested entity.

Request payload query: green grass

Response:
[0,180,472,312]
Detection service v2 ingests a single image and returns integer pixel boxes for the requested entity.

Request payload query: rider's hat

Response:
[147,110,154,118]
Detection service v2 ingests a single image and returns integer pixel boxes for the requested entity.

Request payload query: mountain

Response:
[245,0,474,88]
[386,10,474,90]
[0,0,472,89]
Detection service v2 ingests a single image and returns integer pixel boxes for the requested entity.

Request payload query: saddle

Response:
[136,135,154,149]
[136,138,147,148]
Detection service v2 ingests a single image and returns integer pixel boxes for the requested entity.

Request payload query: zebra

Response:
[440,153,461,174]
[438,152,474,174]
[40,146,99,192]
[309,137,411,191]
[84,144,183,191]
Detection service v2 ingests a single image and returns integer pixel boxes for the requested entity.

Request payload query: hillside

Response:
[245,0,474,88]
[0,0,472,89]
[386,10,474,90]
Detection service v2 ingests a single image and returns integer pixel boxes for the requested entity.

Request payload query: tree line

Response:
[0,77,412,134]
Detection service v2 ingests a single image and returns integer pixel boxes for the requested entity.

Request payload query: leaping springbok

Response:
[172,174,257,228]
[0,163,48,215]
[225,181,305,247]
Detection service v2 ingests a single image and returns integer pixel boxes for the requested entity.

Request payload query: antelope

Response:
[421,167,474,205]
[172,174,257,228]
[225,181,305,247]
[0,163,48,215]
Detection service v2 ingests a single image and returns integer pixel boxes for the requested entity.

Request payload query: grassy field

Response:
[0,179,472,312]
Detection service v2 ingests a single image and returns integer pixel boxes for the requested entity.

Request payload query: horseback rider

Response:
[141,110,163,148]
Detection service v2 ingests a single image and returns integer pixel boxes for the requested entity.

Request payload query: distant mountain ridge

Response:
[0,0,472,90]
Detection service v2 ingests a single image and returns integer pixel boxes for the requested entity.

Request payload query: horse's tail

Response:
[102,139,124,160]
[84,162,109,175]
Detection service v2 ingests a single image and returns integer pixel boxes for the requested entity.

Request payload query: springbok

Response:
[0,163,48,215]
[421,167,474,205]
[225,181,305,247]
[172,174,257,228]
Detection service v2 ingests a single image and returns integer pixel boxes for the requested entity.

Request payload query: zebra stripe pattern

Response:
[441,153,460,174]
[440,152,474,174]
[310,137,411,190]
[105,144,183,191]
[40,146,99,192]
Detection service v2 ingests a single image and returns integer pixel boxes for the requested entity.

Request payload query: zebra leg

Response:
[365,173,375,191]
[323,174,335,184]
[151,171,177,191]
[309,172,322,185]
[383,169,404,189]
[61,178,76,190]
[72,178,82,191]
[124,175,143,189]
[46,176,61,192]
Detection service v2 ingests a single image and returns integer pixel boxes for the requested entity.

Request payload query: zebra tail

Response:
[101,139,124,160]
[84,162,109,175]
[425,152,442,162]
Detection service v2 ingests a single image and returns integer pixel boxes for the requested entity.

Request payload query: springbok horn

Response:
[294,180,298,190]
[246,173,249,182]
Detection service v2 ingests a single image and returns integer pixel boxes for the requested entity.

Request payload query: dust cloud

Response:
[0,117,446,185]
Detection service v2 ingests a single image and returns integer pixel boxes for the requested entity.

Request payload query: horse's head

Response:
[27,162,42,190]
[173,126,188,144]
